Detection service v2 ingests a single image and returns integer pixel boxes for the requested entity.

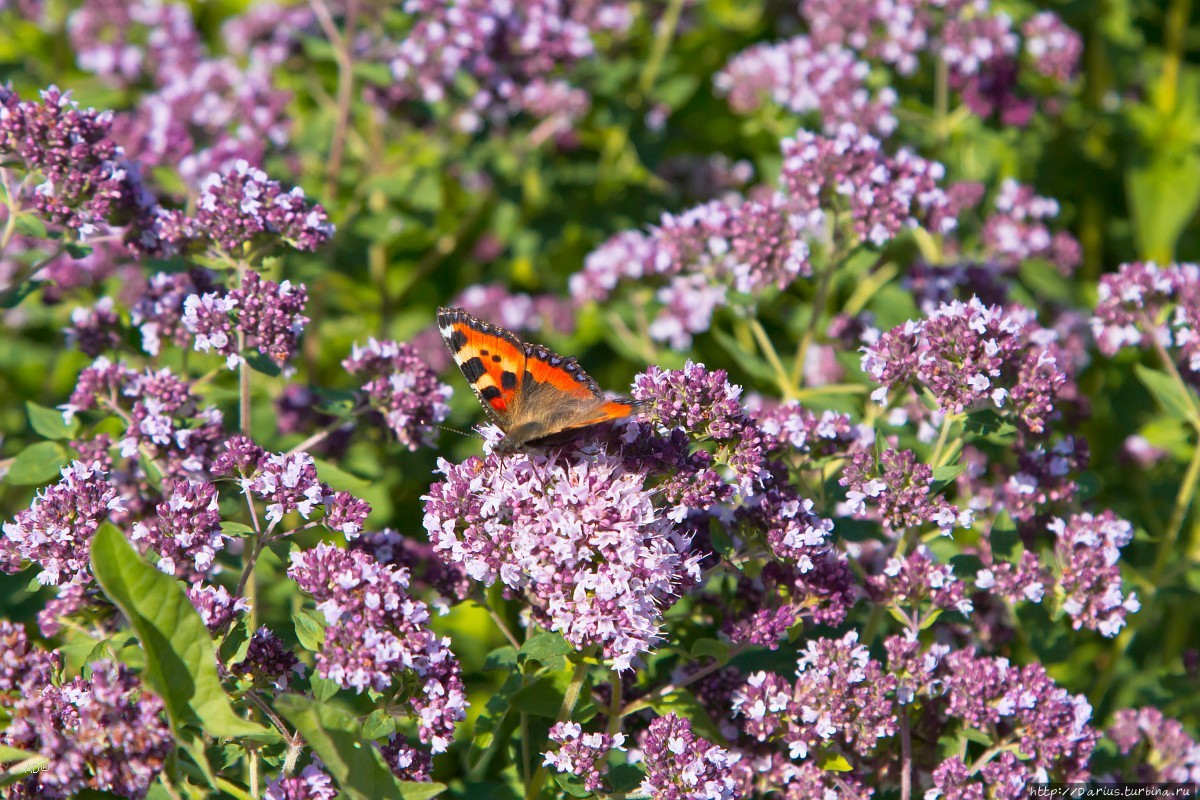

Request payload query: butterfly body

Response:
[437,307,636,451]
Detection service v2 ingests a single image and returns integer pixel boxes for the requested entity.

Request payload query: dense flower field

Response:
[0,0,1197,798]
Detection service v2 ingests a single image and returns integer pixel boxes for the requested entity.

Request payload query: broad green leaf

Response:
[1135,364,1199,424]
[483,645,518,671]
[362,709,397,740]
[1126,139,1200,263]
[689,638,730,662]
[90,524,269,740]
[293,610,327,651]
[312,457,372,494]
[510,676,567,718]
[0,746,37,765]
[5,441,68,485]
[931,464,966,488]
[553,772,592,798]
[275,695,446,800]
[27,401,77,440]
[13,213,47,239]
[608,764,644,792]
[519,632,573,663]
[820,754,853,772]
[0,279,44,309]
[220,522,255,537]
[243,352,282,377]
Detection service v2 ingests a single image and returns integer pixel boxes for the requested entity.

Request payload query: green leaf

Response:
[5,441,68,485]
[1135,364,1199,423]
[362,709,397,740]
[0,746,37,765]
[311,675,339,702]
[220,521,255,537]
[689,638,730,662]
[553,772,592,798]
[0,279,44,308]
[275,695,446,800]
[483,646,518,671]
[519,632,573,663]
[27,401,77,440]
[293,610,327,651]
[89,524,269,739]
[1126,138,1200,263]
[510,676,567,718]
[607,763,644,793]
[65,241,93,259]
[820,754,853,772]
[312,457,372,495]
[243,352,282,377]
[13,213,47,239]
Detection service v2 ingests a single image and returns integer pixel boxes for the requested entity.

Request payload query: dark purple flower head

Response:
[1050,511,1139,637]
[212,434,266,478]
[1,658,173,799]
[343,338,452,450]
[717,36,897,136]
[1,461,123,587]
[542,722,627,792]
[129,270,216,356]
[287,543,467,752]
[232,626,304,691]
[0,85,155,240]
[66,297,122,357]
[638,712,739,799]
[380,734,434,783]
[264,762,338,800]
[840,448,972,534]
[424,450,701,670]
[130,478,226,580]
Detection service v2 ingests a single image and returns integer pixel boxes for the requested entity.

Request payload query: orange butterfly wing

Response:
[437,307,526,427]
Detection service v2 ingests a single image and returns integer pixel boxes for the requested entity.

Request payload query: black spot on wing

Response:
[501,371,518,390]
[480,385,502,401]
[447,329,467,352]
[492,354,502,363]
[460,357,486,383]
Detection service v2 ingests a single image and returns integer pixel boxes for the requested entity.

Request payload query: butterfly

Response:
[437,307,637,453]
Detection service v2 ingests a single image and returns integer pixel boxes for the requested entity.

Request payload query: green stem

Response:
[930,414,956,468]
[1153,433,1200,583]
[1158,0,1193,116]
[746,318,797,401]
[525,657,591,800]
[638,0,686,97]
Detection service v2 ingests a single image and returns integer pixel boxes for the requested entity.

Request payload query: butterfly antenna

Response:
[428,423,486,441]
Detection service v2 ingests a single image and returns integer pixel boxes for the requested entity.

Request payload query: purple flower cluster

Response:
[68,0,294,185]
[223,444,369,536]
[130,478,226,579]
[287,543,467,752]
[424,451,701,670]
[733,631,897,761]
[862,298,1068,434]
[342,338,452,449]
[264,763,338,800]
[941,649,1095,781]
[183,270,309,369]
[232,627,304,691]
[380,733,434,782]
[1108,707,1200,783]
[0,85,154,241]
[130,269,216,356]
[188,582,250,632]
[799,0,1081,124]
[716,37,898,135]
[571,128,953,347]
[752,401,869,459]
[155,160,332,255]
[1,461,122,587]
[65,297,122,357]
[542,722,626,792]
[637,712,739,800]
[1049,511,1139,637]
[0,630,172,800]
[63,358,227,477]
[981,180,1082,273]
[866,545,974,621]
[633,363,765,492]
[841,448,972,534]
[1092,262,1200,387]
[389,0,629,130]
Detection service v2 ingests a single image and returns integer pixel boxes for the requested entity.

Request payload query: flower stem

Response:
[899,711,912,800]
[638,0,686,97]
[525,656,591,800]
[747,317,797,401]
[310,0,360,199]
